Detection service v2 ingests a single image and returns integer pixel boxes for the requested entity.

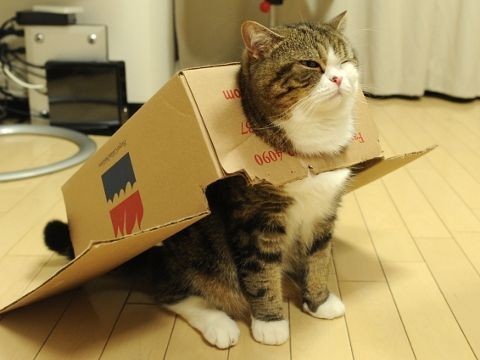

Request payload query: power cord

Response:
[0,16,46,120]
[0,17,46,85]
[9,47,45,69]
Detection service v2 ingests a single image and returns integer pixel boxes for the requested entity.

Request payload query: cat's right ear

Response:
[241,21,284,59]
[327,11,347,32]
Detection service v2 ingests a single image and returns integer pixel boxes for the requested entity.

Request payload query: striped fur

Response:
[143,14,358,346]
[239,15,358,156]
[44,12,358,348]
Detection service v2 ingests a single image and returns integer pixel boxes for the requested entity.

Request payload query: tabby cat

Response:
[44,11,359,349]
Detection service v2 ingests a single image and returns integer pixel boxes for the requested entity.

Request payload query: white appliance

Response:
[3,0,175,106]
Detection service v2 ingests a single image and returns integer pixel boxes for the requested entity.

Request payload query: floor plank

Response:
[163,316,229,360]
[453,232,480,274]
[450,102,480,136]
[340,281,415,360]
[407,102,480,182]
[0,293,74,360]
[354,181,423,262]
[0,136,77,213]
[0,135,107,259]
[372,104,480,233]
[388,106,480,213]
[333,194,385,282]
[9,201,66,256]
[382,168,451,238]
[228,302,290,360]
[383,262,476,360]
[426,106,480,157]
[23,255,70,294]
[290,265,352,360]
[474,209,480,222]
[100,304,175,360]
[0,167,78,258]
[414,236,480,358]
[0,135,59,173]
[407,160,480,232]
[35,276,131,360]
[0,255,51,310]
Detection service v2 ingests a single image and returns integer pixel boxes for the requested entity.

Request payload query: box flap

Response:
[348,146,437,192]
[0,213,206,314]
[181,64,382,185]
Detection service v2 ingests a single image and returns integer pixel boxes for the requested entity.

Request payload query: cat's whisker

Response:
[353,28,379,33]
[250,123,280,131]
[270,94,315,121]
[296,9,307,24]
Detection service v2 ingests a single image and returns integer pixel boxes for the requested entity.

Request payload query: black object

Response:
[44,220,74,259]
[267,0,284,4]
[101,153,136,202]
[45,61,128,132]
[15,10,76,26]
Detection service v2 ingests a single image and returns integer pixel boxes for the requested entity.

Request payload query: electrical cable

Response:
[9,51,45,69]
[6,46,45,69]
[0,88,25,99]
[7,62,45,79]
[0,16,39,120]
[2,64,46,90]
[0,45,46,91]
[2,106,31,117]
[0,17,16,36]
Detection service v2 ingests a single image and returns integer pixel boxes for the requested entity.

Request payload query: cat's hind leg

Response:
[164,296,240,349]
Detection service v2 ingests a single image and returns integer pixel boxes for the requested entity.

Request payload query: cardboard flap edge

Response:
[348,145,437,192]
[179,62,240,74]
[0,210,209,314]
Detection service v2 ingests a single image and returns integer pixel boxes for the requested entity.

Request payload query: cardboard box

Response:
[0,63,433,313]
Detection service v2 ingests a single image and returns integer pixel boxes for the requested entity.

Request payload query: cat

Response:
[44,11,359,349]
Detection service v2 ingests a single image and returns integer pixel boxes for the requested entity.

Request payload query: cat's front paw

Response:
[251,317,289,345]
[303,293,345,319]
[201,314,240,349]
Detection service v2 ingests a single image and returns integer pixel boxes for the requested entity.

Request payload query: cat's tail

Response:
[44,220,75,260]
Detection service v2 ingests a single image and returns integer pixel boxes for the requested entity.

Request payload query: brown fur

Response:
[239,20,357,155]
[45,14,356,329]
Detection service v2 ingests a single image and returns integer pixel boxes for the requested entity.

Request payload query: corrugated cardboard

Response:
[0,63,433,314]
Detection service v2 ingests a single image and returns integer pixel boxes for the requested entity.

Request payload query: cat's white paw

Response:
[303,293,345,319]
[251,317,289,345]
[201,314,240,349]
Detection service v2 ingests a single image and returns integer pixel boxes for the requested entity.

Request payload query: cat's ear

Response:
[327,11,347,32]
[241,21,284,59]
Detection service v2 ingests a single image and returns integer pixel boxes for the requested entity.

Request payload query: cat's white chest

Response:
[283,168,350,246]
[283,109,355,155]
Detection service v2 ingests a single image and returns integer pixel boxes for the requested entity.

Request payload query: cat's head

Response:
[239,12,359,156]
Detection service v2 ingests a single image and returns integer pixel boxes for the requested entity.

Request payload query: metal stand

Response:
[0,124,96,182]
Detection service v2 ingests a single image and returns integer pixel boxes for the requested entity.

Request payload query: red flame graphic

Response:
[109,190,144,237]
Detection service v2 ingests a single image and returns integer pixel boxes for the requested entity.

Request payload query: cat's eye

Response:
[299,60,322,69]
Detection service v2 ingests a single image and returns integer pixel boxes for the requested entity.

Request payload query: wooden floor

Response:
[1,96,480,359]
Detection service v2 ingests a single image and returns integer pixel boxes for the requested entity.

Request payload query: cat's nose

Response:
[330,76,343,87]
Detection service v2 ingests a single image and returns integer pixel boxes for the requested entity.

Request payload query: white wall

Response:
[1,0,175,103]
[174,0,339,69]
[1,0,345,101]
[4,1,477,99]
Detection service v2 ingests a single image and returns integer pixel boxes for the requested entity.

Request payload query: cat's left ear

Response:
[327,11,347,32]
[241,21,284,59]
